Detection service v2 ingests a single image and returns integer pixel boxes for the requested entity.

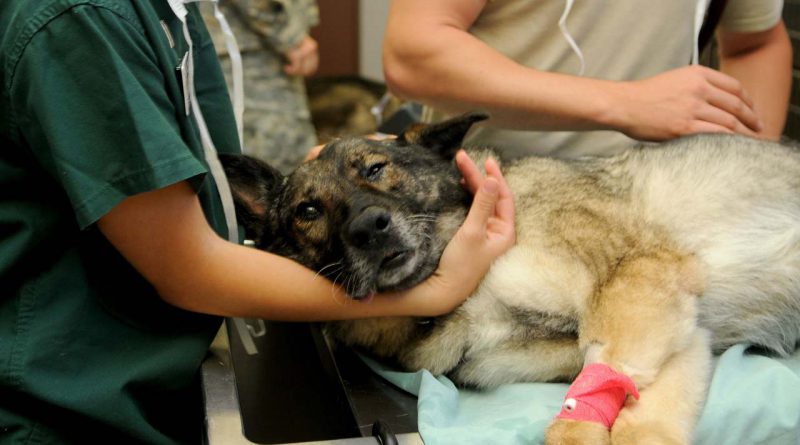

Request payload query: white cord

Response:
[211,2,245,145]
[692,0,710,64]
[168,0,257,357]
[559,0,585,76]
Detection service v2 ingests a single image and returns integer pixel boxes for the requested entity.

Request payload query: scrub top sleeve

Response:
[8,4,207,229]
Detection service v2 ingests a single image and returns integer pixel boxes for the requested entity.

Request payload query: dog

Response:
[221,112,800,445]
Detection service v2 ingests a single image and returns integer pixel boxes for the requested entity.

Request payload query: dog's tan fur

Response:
[223,113,800,444]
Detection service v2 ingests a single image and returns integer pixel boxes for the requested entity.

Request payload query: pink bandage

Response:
[555,363,640,429]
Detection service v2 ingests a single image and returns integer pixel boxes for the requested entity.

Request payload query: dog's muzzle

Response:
[347,206,393,249]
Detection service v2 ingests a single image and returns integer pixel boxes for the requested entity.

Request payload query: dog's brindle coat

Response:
[221,113,800,445]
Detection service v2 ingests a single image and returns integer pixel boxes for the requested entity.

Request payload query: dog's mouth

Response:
[380,250,410,270]
[343,233,431,300]
[341,213,447,301]
[347,248,420,300]
[372,237,431,292]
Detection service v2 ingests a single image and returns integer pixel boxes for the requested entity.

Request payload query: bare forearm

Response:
[718,21,793,140]
[383,0,618,132]
[383,0,761,141]
[169,237,438,321]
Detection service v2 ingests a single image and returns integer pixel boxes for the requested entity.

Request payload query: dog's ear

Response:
[397,111,489,158]
[219,153,284,245]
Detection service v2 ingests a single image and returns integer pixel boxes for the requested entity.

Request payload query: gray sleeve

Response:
[719,0,784,33]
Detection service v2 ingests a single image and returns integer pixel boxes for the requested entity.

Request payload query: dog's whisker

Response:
[330,270,348,306]
[319,264,343,279]
[316,260,344,279]
[343,274,354,299]
[330,270,342,288]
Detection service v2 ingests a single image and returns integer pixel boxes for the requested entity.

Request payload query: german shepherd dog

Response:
[221,113,800,445]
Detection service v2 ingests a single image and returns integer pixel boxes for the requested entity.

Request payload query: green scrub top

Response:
[0,1,241,443]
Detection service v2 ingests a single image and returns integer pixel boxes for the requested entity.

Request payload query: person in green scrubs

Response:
[0,1,514,443]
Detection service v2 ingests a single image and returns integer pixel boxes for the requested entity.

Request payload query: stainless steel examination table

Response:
[201,319,425,445]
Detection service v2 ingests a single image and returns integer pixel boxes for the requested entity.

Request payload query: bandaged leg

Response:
[544,251,704,445]
[611,330,712,445]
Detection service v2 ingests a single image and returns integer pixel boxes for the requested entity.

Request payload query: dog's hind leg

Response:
[545,249,707,445]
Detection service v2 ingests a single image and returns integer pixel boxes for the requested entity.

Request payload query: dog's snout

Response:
[348,206,392,248]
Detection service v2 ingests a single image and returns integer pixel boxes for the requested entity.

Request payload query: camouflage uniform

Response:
[203,0,319,174]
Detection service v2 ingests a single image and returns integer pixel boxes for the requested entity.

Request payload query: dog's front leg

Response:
[544,250,709,445]
[610,329,711,445]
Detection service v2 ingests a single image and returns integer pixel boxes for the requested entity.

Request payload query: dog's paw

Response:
[544,419,610,445]
[611,412,687,445]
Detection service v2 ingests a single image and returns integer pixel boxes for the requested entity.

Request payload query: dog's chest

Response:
[454,246,588,350]
[471,244,591,312]
[457,299,578,355]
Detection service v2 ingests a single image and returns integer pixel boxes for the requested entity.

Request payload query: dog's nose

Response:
[347,206,392,248]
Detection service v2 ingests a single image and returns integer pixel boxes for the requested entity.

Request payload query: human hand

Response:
[452,150,515,260]
[283,35,319,77]
[611,65,763,141]
[408,150,515,316]
[304,143,325,161]
[304,135,395,162]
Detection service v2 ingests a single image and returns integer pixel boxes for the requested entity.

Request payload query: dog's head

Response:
[221,112,489,299]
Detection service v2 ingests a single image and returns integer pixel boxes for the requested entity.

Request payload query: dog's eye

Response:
[295,202,322,221]
[365,162,386,180]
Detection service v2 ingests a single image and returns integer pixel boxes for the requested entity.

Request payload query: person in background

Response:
[0,1,515,443]
[203,0,320,173]
[383,0,793,160]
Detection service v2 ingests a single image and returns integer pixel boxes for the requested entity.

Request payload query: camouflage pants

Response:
[219,51,318,174]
